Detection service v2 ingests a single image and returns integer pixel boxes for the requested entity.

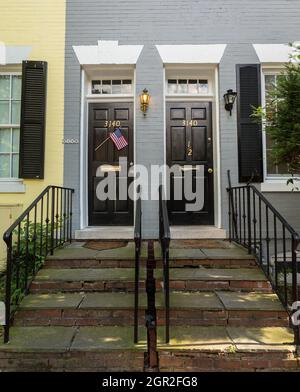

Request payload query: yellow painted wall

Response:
[0,0,66,207]
[0,1,66,264]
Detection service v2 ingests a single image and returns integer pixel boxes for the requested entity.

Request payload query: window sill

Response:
[261,180,298,192]
[0,179,26,193]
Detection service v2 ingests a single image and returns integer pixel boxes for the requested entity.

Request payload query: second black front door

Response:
[88,102,133,225]
[166,101,214,225]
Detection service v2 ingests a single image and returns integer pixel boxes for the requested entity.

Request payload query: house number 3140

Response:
[104,120,121,127]
[182,120,198,126]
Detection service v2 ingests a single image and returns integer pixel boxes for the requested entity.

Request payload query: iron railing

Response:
[134,186,142,343]
[227,170,300,344]
[159,185,171,343]
[2,185,74,343]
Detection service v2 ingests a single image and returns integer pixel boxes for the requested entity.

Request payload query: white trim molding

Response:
[73,41,143,65]
[0,43,31,65]
[0,180,26,193]
[261,181,299,192]
[253,43,299,64]
[156,44,227,64]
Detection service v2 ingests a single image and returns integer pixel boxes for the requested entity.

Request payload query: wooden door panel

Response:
[88,102,133,225]
[191,107,206,120]
[170,107,186,120]
[94,108,108,120]
[191,126,207,161]
[171,126,186,161]
[166,101,214,225]
[94,128,109,161]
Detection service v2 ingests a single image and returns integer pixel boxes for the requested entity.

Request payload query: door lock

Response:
[208,168,213,174]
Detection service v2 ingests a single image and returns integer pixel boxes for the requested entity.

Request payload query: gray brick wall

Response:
[65,0,300,237]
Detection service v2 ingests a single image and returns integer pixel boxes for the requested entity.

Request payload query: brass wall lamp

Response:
[140,88,150,115]
[224,89,237,116]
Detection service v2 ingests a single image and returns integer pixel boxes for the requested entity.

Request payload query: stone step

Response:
[154,240,257,269]
[30,268,146,293]
[156,291,289,327]
[155,267,272,292]
[44,241,147,269]
[45,258,145,269]
[14,291,289,328]
[14,292,147,326]
[0,326,146,371]
[157,326,298,371]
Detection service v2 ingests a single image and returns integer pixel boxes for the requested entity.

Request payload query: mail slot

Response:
[180,165,203,172]
[99,165,121,172]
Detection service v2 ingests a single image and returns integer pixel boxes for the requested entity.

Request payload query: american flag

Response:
[110,128,128,150]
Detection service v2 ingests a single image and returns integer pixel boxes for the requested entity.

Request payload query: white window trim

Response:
[0,70,24,191]
[0,179,25,193]
[165,67,215,100]
[80,66,136,229]
[260,66,298,192]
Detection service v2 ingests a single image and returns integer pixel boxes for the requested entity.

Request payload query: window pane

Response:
[11,101,21,124]
[266,150,277,176]
[12,128,20,152]
[121,80,132,94]
[178,80,188,93]
[92,80,101,94]
[167,79,177,94]
[0,154,10,177]
[188,80,198,94]
[112,80,121,94]
[12,75,22,99]
[101,80,111,94]
[0,75,10,99]
[265,75,276,93]
[277,162,289,175]
[12,154,19,178]
[0,128,11,152]
[198,79,208,94]
[0,101,9,124]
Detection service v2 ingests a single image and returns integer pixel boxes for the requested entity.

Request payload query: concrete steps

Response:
[30,268,146,293]
[0,239,298,372]
[14,292,147,327]
[156,291,289,327]
[157,326,298,372]
[152,240,298,371]
[0,326,146,372]
[15,290,289,328]
[155,267,272,292]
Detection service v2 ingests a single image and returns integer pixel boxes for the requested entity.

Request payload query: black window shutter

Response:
[19,60,47,179]
[236,64,263,183]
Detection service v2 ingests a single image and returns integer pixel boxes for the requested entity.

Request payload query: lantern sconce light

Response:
[224,89,237,116]
[140,88,150,115]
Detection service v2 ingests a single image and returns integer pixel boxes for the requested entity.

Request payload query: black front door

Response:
[88,102,133,225]
[166,102,214,225]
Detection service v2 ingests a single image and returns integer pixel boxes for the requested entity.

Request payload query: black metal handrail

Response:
[159,185,171,343]
[227,170,300,345]
[134,186,142,343]
[2,185,74,343]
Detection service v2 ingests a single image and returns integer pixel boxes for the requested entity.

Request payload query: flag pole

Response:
[94,135,110,151]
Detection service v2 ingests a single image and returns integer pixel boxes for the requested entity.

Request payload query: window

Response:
[167,79,209,95]
[264,73,289,178]
[91,79,132,94]
[0,74,21,178]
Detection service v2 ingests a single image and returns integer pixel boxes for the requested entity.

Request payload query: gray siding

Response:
[65,0,300,238]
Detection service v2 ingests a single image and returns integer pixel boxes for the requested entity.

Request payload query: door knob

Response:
[208,168,213,173]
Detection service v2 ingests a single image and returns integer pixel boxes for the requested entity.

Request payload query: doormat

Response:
[83,240,128,251]
[171,240,229,249]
